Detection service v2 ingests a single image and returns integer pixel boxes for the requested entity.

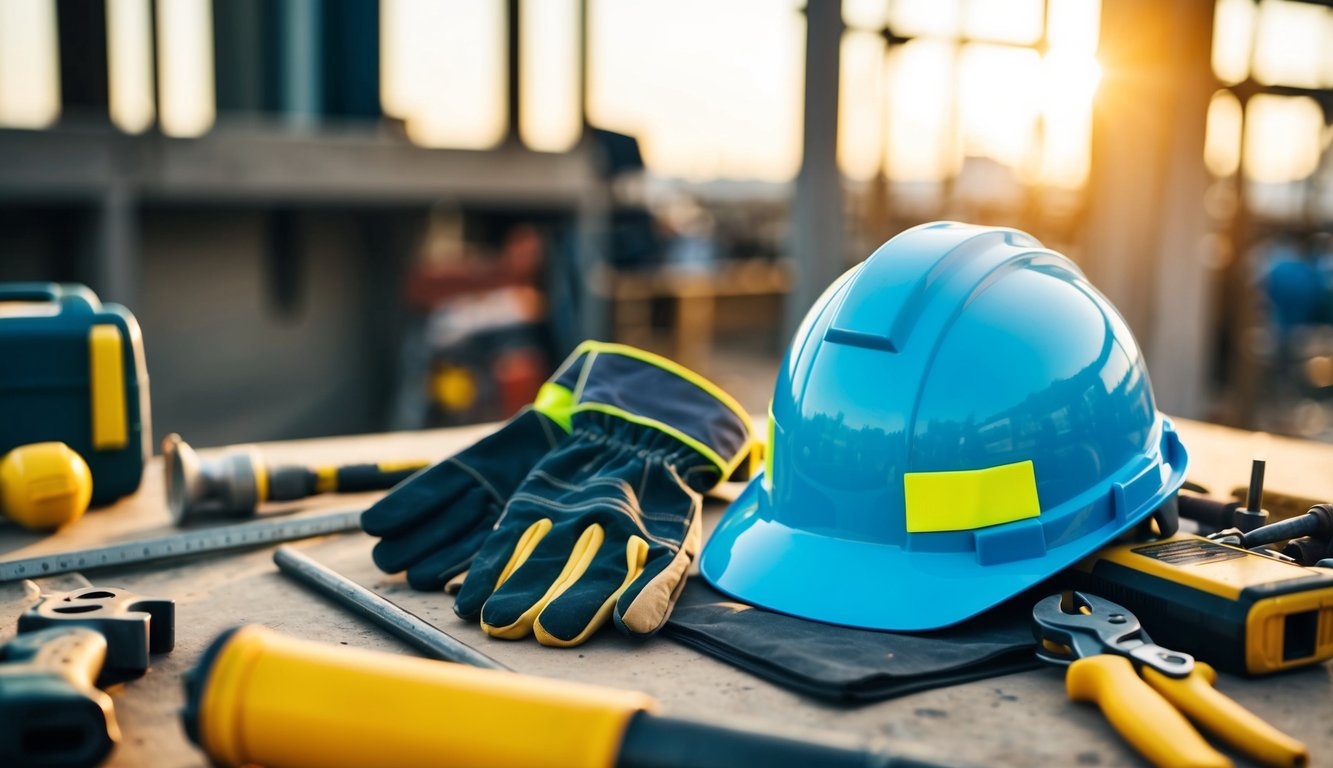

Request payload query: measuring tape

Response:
[0,509,362,583]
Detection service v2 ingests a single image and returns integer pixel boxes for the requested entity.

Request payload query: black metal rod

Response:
[273,546,510,672]
[506,0,521,143]
[1245,459,1266,513]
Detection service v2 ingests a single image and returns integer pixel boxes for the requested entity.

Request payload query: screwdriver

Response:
[163,434,427,525]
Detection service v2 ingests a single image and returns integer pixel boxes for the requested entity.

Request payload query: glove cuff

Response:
[535,341,758,482]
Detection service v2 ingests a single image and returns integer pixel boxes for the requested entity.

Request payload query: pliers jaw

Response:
[1031,591,1194,678]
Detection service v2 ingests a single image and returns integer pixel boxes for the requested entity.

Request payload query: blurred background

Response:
[1,0,1331,447]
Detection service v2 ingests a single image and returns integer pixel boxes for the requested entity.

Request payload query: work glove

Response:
[360,345,594,590]
[453,342,758,647]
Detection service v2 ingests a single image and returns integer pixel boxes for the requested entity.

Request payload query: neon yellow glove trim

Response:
[571,341,753,430]
[534,341,758,481]
[533,382,577,433]
[903,459,1040,532]
[570,403,756,482]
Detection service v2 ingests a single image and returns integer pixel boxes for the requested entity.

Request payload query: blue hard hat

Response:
[700,222,1188,631]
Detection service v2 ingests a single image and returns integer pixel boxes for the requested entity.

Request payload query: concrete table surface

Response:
[1,418,1330,767]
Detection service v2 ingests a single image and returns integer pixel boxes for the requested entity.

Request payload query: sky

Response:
[0,0,1327,187]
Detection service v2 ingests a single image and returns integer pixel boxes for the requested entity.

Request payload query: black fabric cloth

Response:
[664,581,1043,704]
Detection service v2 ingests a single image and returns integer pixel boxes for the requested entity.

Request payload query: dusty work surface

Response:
[1,419,1331,767]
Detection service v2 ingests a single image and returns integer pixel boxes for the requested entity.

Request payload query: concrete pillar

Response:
[57,0,111,121]
[321,0,381,119]
[506,0,522,145]
[1083,0,1216,417]
[213,0,271,114]
[785,0,845,341]
[280,0,323,125]
[92,182,141,310]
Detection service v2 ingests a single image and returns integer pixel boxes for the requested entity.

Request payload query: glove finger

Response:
[361,458,495,536]
[613,542,692,638]
[534,533,650,647]
[476,520,596,640]
[369,487,495,574]
[402,522,494,591]
[454,515,553,622]
[443,569,468,595]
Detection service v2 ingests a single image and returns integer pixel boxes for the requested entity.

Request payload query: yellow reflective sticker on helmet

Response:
[903,460,1040,532]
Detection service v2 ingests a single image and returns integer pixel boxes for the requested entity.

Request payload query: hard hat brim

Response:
[700,458,1186,632]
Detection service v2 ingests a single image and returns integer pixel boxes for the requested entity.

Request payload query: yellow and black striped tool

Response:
[1032,591,1308,768]
[163,434,427,525]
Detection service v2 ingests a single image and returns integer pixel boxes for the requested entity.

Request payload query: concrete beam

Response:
[785,0,845,341]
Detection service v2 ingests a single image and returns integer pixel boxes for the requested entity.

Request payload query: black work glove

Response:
[360,346,592,589]
[453,343,758,647]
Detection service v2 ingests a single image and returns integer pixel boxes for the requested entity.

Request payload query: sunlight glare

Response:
[884,39,957,182]
[843,0,889,30]
[892,0,961,38]
[1046,0,1100,51]
[1041,50,1102,112]
[1244,95,1324,184]
[1035,49,1100,187]
[1204,90,1242,178]
[840,29,886,181]
[959,45,1041,171]
[381,0,507,150]
[0,0,60,129]
[1253,0,1329,89]
[108,0,155,134]
[1212,0,1255,85]
[589,0,803,182]
[521,0,581,152]
[963,0,1043,45]
[157,0,215,138]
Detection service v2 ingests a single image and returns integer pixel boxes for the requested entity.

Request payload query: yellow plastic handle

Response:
[1066,655,1231,768]
[1142,662,1309,768]
[197,625,657,768]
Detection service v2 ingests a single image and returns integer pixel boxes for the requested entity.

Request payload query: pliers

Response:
[1032,591,1308,768]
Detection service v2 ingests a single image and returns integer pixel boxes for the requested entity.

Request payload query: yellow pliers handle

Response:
[1067,656,1310,768]
[1142,662,1308,768]
[1067,655,1229,768]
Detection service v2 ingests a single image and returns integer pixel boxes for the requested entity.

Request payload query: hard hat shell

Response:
[700,222,1188,631]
